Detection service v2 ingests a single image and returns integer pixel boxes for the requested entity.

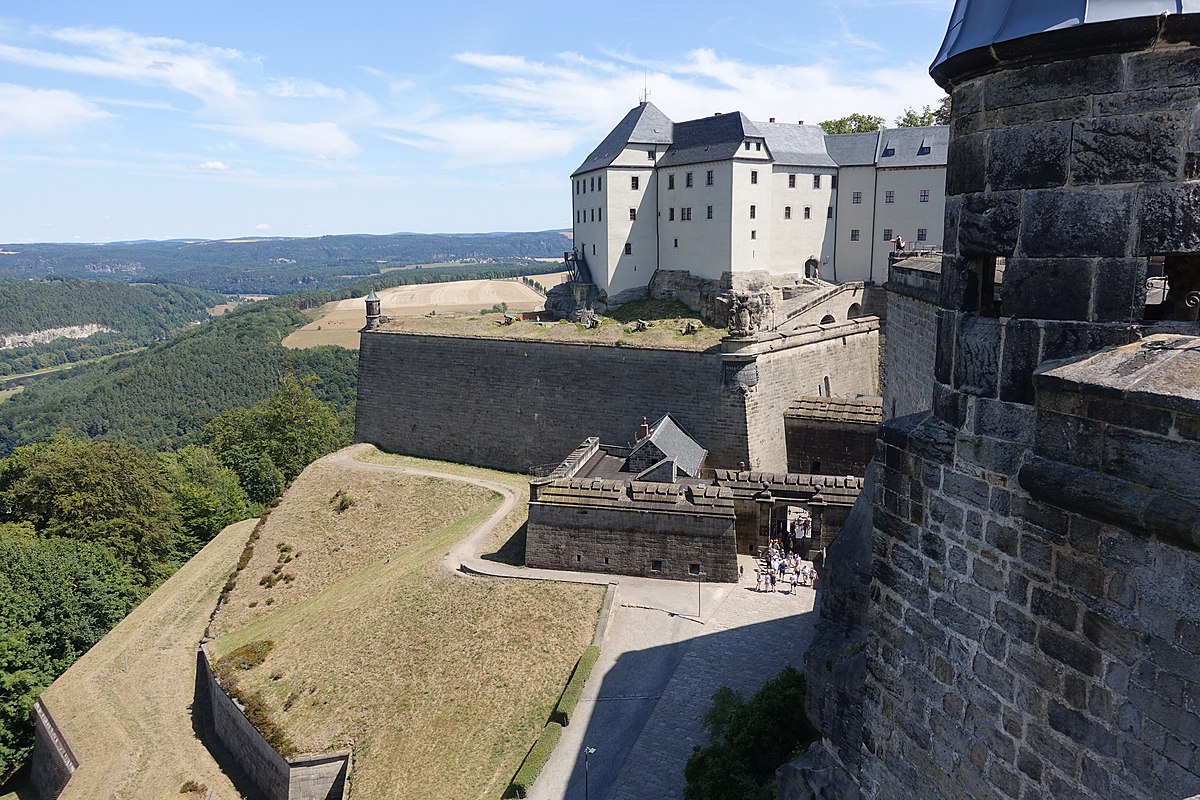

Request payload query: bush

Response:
[506,722,563,798]
[683,666,819,800]
[216,640,274,675]
[551,645,600,726]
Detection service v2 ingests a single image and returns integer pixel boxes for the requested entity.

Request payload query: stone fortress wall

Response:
[355,317,881,474]
[881,255,940,420]
[786,14,1200,800]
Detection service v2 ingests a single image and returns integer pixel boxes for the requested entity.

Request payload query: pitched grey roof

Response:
[630,414,706,478]
[657,112,760,168]
[875,126,949,168]
[755,122,837,168]
[931,0,1200,69]
[824,132,881,167]
[573,102,674,176]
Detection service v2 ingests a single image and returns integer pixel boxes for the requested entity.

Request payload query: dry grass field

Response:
[208,448,604,799]
[282,272,570,350]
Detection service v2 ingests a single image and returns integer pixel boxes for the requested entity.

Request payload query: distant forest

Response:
[0,280,222,377]
[0,230,572,294]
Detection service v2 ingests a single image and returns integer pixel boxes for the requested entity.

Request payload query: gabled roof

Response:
[573,102,674,176]
[657,112,760,168]
[824,132,881,167]
[629,414,707,478]
[756,122,837,168]
[875,126,949,168]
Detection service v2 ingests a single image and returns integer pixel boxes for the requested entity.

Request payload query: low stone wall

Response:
[29,698,78,800]
[881,257,939,420]
[196,646,350,800]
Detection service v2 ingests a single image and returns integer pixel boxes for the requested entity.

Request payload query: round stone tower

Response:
[928,2,1200,424]
[364,289,381,330]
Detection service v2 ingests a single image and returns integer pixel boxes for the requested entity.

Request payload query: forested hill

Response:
[0,230,571,294]
[0,297,357,457]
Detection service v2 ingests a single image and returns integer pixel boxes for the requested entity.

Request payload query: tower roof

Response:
[658,112,760,168]
[931,0,1200,71]
[572,101,674,176]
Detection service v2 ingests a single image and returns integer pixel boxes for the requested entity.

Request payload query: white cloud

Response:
[197,160,230,171]
[267,78,346,100]
[215,121,360,159]
[0,83,110,135]
[256,223,271,230]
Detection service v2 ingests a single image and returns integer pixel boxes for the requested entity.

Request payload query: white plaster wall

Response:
[833,165,878,283]
[659,160,733,280]
[730,159,774,273]
[605,163,659,296]
[870,165,946,278]
[768,167,837,275]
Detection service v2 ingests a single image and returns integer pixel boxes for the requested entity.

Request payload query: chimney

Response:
[638,416,650,440]
[769,117,776,123]
[798,120,805,125]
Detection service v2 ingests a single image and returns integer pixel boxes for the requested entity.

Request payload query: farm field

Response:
[282,272,569,349]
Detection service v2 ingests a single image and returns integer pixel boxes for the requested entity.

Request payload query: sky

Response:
[0,0,955,243]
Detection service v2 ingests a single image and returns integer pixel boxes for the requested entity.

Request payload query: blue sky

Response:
[1,0,954,243]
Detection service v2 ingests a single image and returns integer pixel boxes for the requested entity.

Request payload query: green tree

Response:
[895,105,936,127]
[818,114,884,134]
[933,94,952,125]
[0,437,181,585]
[162,445,250,550]
[684,667,819,800]
[204,376,344,503]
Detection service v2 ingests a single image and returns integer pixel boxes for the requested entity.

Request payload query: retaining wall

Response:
[196,647,349,800]
[29,699,77,800]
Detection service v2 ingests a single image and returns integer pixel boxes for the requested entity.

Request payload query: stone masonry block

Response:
[1093,87,1199,117]
[998,95,1091,126]
[953,315,1001,397]
[1038,626,1103,677]
[1073,113,1186,186]
[1126,47,1200,90]
[999,318,1043,403]
[957,192,1021,257]
[984,54,1122,109]
[1019,188,1133,259]
[1031,587,1081,632]
[1092,257,1148,323]
[1137,182,1200,255]
[947,133,987,196]
[989,122,1072,190]
[1001,257,1093,320]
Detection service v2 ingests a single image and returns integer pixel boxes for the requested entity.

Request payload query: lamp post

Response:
[584,746,596,800]
[696,570,707,617]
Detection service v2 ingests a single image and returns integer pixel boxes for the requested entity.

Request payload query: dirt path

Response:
[41,519,256,800]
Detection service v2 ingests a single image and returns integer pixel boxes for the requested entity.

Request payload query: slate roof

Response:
[786,396,883,425]
[756,122,837,167]
[657,112,760,168]
[629,414,707,478]
[825,132,881,167]
[875,126,949,168]
[932,0,1200,69]
[573,101,674,176]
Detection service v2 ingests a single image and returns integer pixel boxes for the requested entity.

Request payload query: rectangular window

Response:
[707,205,713,219]
[883,228,893,240]
[629,208,637,221]
[684,207,692,221]
[917,228,928,242]
[647,149,655,160]
[755,142,762,151]
[784,206,792,220]
[813,175,821,189]
[625,242,632,255]
[788,174,796,188]
[706,170,714,186]
[652,559,663,572]
[827,206,833,218]
[631,176,639,190]
[590,177,595,191]
[590,209,594,222]
[592,244,596,255]
[852,191,862,204]
[574,181,579,195]
[597,176,602,191]
[750,170,758,185]
[575,210,580,224]
[686,172,694,187]
[751,230,757,240]
[597,208,602,221]
[920,189,930,203]
[885,190,894,204]
[749,205,756,219]
[803,206,811,220]
[674,238,678,248]
[851,229,860,241]
[668,174,675,190]
[745,142,751,150]
[669,208,675,221]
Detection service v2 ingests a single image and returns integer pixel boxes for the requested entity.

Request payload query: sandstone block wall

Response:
[356,325,880,473]
[527,504,737,582]
[784,419,877,477]
[30,699,76,800]
[882,261,939,420]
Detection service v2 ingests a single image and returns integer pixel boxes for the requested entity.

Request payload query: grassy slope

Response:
[209,450,603,799]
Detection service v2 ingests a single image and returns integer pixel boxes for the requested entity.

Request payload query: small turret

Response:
[364,289,381,330]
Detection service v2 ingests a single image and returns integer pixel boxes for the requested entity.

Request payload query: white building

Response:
[570,102,947,297]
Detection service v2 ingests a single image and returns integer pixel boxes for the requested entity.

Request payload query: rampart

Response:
[195,646,350,800]
[355,320,879,473]
[29,699,77,800]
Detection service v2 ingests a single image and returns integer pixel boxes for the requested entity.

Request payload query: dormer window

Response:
[745,142,751,150]
[917,143,931,156]
[882,145,895,157]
